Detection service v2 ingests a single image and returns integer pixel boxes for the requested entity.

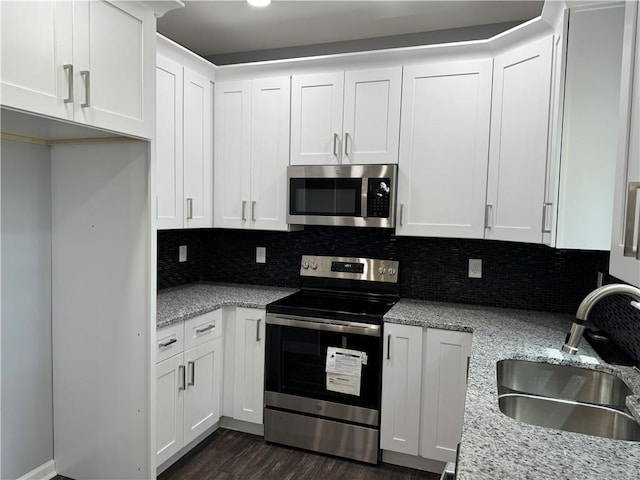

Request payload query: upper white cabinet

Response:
[214,77,290,231]
[396,59,492,238]
[611,0,640,286]
[290,67,402,165]
[1,0,155,139]
[485,36,553,244]
[156,46,214,230]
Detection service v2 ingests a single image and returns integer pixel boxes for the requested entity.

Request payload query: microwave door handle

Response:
[361,178,368,218]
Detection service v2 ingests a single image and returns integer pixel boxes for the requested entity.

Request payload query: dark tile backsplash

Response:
[158,226,640,362]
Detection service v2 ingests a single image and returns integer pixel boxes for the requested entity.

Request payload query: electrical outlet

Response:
[468,259,482,278]
[256,246,266,264]
[179,245,187,263]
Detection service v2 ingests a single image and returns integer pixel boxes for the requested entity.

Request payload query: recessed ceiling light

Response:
[247,0,271,7]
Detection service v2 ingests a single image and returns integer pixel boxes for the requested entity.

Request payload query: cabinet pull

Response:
[542,202,553,233]
[344,132,352,158]
[466,356,471,383]
[242,200,247,221]
[399,204,404,227]
[187,361,195,386]
[251,200,256,222]
[484,204,493,229]
[333,133,340,160]
[178,365,186,391]
[624,182,640,257]
[387,334,391,360]
[256,319,262,342]
[186,198,193,220]
[80,70,90,108]
[195,324,215,334]
[159,338,177,348]
[63,64,74,103]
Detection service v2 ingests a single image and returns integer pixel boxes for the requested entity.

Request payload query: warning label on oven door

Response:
[325,347,364,396]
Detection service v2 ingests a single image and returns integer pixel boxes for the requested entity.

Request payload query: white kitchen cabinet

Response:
[419,328,472,463]
[1,0,155,139]
[380,323,423,456]
[156,353,185,466]
[290,67,402,165]
[214,77,290,231]
[156,52,214,230]
[611,0,640,286]
[232,307,266,425]
[485,35,553,244]
[396,59,492,238]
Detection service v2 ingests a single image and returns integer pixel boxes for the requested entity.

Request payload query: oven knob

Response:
[302,261,310,269]
[388,268,396,276]
[311,262,318,270]
[378,267,386,275]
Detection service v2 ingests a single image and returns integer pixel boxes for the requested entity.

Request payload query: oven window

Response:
[265,324,381,409]
[289,178,362,216]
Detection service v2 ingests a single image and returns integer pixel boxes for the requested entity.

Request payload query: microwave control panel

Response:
[367,178,391,218]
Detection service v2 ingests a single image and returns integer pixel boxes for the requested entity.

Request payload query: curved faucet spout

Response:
[561,284,640,355]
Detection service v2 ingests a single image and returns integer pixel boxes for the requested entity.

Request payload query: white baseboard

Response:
[382,450,445,474]
[17,460,56,480]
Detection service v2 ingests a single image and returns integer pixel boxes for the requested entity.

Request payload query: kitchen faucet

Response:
[562,283,640,354]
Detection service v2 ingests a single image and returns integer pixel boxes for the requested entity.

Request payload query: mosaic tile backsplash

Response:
[158,227,640,363]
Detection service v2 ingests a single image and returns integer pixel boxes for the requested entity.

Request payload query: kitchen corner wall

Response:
[157,227,640,363]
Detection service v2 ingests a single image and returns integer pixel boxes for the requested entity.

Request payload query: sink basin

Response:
[497,359,633,409]
[498,393,640,441]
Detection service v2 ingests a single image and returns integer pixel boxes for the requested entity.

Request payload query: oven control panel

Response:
[300,255,399,283]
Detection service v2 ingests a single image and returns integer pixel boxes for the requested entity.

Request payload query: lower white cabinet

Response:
[156,311,223,467]
[381,323,472,464]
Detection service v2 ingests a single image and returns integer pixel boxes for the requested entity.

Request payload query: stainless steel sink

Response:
[497,359,633,409]
[498,393,640,441]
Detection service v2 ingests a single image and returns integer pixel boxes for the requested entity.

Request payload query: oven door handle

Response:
[266,314,381,337]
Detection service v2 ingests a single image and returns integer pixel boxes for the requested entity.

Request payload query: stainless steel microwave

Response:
[287,164,398,228]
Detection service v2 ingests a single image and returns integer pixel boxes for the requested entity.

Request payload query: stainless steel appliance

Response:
[264,255,399,464]
[287,164,398,228]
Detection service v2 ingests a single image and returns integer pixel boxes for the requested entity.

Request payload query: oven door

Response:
[265,314,382,420]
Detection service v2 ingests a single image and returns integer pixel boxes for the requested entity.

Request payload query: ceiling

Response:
[157,1,544,64]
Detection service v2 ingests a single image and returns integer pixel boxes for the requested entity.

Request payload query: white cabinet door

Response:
[156,353,184,466]
[611,1,640,286]
[214,81,251,229]
[396,59,492,238]
[183,337,222,445]
[233,307,266,425]
[380,323,423,456]
[342,67,402,164]
[419,329,472,463]
[486,36,553,243]
[72,0,154,138]
[250,76,291,231]
[290,72,344,165]
[0,0,73,120]
[183,67,213,228]
[156,55,184,230]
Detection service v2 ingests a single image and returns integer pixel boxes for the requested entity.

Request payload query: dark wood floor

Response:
[54,429,440,480]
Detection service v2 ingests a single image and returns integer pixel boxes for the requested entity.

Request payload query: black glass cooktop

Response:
[266,290,397,324]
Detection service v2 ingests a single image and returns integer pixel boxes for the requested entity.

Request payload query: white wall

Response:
[1,139,53,479]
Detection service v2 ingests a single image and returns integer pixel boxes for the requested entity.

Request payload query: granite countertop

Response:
[156,282,296,328]
[385,299,640,480]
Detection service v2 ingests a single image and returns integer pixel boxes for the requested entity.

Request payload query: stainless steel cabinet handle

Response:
[158,338,177,348]
[542,202,553,233]
[624,182,640,257]
[242,200,247,221]
[178,365,186,391]
[251,201,256,222]
[387,334,391,360]
[186,198,193,220]
[80,70,90,108]
[333,133,340,160]
[484,204,493,229]
[63,64,74,103]
[399,204,404,227]
[256,319,262,342]
[344,132,351,158]
[466,356,471,383]
[195,324,214,334]
[187,361,195,386]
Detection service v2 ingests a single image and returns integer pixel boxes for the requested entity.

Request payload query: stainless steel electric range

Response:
[264,255,400,464]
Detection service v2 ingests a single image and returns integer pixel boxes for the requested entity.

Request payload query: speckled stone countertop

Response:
[385,299,640,480]
[156,282,296,328]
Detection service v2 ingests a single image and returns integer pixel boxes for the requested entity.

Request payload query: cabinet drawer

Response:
[156,323,185,364]
[185,310,222,349]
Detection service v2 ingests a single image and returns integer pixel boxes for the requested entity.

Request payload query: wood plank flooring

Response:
[54,428,440,480]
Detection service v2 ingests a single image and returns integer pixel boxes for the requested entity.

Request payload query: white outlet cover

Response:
[468,258,482,278]
[179,245,187,263]
[256,246,266,264]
